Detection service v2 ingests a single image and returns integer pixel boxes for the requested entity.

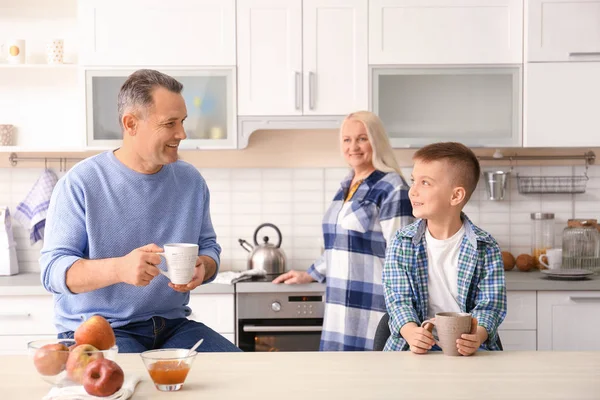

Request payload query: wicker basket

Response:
[516,174,588,194]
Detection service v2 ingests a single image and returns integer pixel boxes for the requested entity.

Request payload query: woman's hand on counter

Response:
[272,270,315,284]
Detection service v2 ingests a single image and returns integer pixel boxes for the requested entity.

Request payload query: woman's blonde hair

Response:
[340,110,403,177]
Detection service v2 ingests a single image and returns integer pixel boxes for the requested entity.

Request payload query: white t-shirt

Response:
[426,224,465,319]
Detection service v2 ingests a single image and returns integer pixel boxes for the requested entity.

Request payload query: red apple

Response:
[66,344,104,384]
[83,359,124,397]
[33,343,69,376]
[75,315,116,351]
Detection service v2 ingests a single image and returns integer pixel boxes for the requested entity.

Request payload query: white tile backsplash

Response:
[3,165,600,273]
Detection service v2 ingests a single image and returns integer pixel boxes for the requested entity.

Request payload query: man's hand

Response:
[272,270,315,284]
[400,322,436,354]
[169,256,215,293]
[456,317,487,356]
[116,244,163,286]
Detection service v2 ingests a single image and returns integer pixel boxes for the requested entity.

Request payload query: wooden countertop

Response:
[3,351,600,399]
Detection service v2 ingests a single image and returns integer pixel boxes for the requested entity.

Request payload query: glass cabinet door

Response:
[85,68,236,149]
[371,66,522,148]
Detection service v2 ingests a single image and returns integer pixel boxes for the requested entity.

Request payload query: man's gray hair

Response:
[117,69,183,128]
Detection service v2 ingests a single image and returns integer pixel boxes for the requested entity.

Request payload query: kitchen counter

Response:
[2,351,599,399]
[2,270,599,296]
[505,270,600,291]
[0,273,234,296]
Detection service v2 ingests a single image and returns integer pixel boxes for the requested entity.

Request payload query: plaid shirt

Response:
[307,170,413,351]
[383,214,507,351]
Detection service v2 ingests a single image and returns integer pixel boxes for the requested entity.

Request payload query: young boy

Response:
[382,142,506,355]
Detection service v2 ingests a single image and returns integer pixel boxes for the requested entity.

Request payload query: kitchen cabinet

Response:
[236,0,368,116]
[369,0,523,64]
[0,295,56,355]
[85,68,237,149]
[372,66,522,148]
[498,291,537,350]
[528,0,600,62]
[188,293,235,343]
[78,0,236,66]
[524,62,600,147]
[537,291,600,351]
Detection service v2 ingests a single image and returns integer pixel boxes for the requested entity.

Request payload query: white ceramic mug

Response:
[156,243,198,284]
[46,39,64,64]
[539,248,562,270]
[2,39,26,64]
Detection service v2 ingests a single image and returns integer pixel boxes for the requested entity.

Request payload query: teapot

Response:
[238,223,286,275]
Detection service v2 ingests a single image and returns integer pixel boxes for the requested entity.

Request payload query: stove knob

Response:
[271,301,281,312]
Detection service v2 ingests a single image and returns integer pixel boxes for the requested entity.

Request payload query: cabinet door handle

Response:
[568,52,600,57]
[295,71,301,110]
[308,71,316,110]
[243,325,322,333]
[0,312,31,319]
[569,296,600,302]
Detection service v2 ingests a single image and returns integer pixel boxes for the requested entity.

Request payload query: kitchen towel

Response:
[212,268,267,285]
[13,169,58,245]
[43,373,142,400]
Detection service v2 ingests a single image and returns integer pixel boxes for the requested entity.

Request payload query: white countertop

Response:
[2,351,599,399]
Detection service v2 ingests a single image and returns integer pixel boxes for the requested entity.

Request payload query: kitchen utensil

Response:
[484,171,509,200]
[140,349,196,392]
[0,124,14,146]
[178,339,203,367]
[541,268,593,281]
[531,213,555,269]
[155,243,198,284]
[238,223,286,275]
[539,248,562,270]
[420,312,473,356]
[561,219,600,273]
[1,39,26,64]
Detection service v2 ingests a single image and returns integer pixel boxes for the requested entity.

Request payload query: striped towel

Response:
[14,169,58,244]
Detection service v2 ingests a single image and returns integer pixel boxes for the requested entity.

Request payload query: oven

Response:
[236,292,325,352]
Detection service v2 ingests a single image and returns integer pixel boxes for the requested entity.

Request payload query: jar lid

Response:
[530,213,554,220]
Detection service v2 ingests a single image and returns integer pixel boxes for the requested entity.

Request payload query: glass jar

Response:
[531,213,555,268]
[562,219,600,272]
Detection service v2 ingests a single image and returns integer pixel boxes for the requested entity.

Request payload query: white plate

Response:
[541,269,594,280]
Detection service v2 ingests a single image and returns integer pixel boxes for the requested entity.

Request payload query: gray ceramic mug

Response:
[421,312,473,356]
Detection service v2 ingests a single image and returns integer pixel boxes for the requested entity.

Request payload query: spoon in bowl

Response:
[177,338,203,367]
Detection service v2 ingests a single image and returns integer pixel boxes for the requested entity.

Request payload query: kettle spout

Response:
[238,239,254,253]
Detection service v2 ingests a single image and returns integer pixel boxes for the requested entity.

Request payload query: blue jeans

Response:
[59,317,241,353]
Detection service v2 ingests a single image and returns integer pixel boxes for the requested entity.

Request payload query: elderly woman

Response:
[273,111,413,351]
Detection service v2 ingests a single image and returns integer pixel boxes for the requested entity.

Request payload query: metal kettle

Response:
[238,223,286,274]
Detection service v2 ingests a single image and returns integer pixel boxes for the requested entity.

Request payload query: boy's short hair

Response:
[413,142,480,203]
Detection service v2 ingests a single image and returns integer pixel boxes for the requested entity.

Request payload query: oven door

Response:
[238,318,323,352]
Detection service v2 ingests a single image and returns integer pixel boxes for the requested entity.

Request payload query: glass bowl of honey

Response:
[140,349,197,391]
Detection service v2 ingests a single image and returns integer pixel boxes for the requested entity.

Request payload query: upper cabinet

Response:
[524,62,600,147]
[369,0,523,65]
[236,0,368,116]
[528,0,600,62]
[79,0,236,66]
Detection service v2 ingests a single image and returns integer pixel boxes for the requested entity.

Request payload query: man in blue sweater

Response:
[40,69,240,353]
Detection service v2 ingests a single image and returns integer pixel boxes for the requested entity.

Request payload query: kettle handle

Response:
[253,223,282,248]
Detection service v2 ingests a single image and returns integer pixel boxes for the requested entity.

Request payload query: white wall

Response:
[2,164,599,273]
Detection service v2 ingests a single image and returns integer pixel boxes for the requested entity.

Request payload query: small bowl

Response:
[140,349,197,392]
[27,339,118,387]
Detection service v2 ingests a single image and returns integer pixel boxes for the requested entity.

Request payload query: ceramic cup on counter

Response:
[46,39,64,64]
[539,248,562,270]
[0,124,14,146]
[156,243,198,285]
[1,39,26,64]
[421,312,473,356]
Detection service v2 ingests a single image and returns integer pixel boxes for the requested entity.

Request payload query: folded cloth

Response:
[212,268,267,284]
[43,374,142,400]
[13,169,58,245]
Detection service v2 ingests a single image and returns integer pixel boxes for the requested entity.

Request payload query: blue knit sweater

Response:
[40,151,221,333]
